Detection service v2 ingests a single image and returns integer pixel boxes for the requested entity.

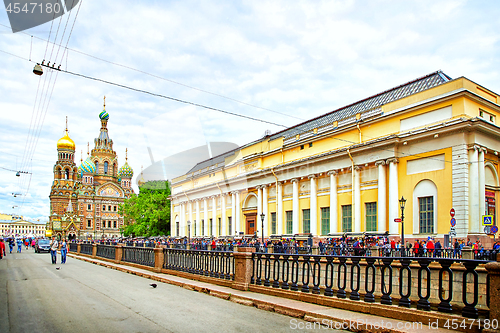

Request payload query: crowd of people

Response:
[0,236,68,263]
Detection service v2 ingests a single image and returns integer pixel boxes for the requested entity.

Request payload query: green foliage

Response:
[119,181,171,237]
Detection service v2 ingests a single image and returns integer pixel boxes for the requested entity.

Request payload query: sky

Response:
[0,0,499,222]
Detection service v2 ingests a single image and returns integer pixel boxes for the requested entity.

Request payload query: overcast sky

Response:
[0,0,499,222]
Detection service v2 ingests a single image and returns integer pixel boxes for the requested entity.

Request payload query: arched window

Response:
[413,179,437,235]
[65,169,70,180]
[95,161,99,174]
[104,161,109,174]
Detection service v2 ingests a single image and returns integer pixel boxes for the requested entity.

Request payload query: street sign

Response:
[484,226,492,234]
[450,218,456,227]
[483,215,494,226]
[450,208,455,217]
[450,230,457,236]
[394,218,402,223]
[491,226,499,234]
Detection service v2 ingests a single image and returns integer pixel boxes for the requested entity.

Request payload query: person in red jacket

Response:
[414,240,420,257]
[0,239,6,258]
[426,238,435,257]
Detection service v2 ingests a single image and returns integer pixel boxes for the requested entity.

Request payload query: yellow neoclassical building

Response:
[170,71,500,245]
[0,214,47,238]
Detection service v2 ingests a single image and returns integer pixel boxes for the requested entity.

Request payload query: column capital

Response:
[327,170,338,176]
[375,160,386,166]
[255,185,262,190]
[261,184,268,188]
[353,165,361,171]
[291,178,299,183]
[386,158,399,164]
[308,174,317,179]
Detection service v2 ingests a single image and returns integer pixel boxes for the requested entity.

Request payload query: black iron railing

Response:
[69,243,78,252]
[163,248,234,280]
[251,253,487,319]
[122,246,155,267]
[96,244,116,260]
[80,243,93,255]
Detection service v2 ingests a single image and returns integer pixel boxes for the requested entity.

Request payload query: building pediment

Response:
[96,182,124,198]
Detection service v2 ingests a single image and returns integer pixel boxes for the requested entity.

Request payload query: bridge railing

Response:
[80,243,93,255]
[250,253,488,319]
[122,246,155,267]
[163,248,234,280]
[69,243,78,252]
[96,244,116,260]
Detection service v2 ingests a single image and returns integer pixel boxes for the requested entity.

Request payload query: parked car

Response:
[35,239,51,253]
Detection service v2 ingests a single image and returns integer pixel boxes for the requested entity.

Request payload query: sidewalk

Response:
[68,253,459,333]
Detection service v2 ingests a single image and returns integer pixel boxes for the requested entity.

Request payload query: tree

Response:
[119,181,171,237]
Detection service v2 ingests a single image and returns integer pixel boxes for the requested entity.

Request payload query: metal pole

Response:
[401,209,405,256]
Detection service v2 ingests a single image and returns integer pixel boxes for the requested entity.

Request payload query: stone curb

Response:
[68,253,463,333]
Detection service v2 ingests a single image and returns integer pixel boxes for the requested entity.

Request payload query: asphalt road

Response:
[0,249,343,333]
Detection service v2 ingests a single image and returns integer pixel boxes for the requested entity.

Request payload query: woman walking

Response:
[60,238,67,264]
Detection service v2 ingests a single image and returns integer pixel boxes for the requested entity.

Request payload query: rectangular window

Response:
[113,221,117,228]
[321,207,330,235]
[302,209,310,233]
[108,205,111,211]
[218,218,221,235]
[365,202,377,232]
[286,211,293,234]
[342,205,352,232]
[228,217,232,235]
[114,206,117,212]
[271,212,276,235]
[87,219,91,228]
[209,218,213,236]
[176,222,180,236]
[102,205,105,211]
[419,196,434,234]
[201,220,205,235]
[193,220,197,237]
[87,204,91,210]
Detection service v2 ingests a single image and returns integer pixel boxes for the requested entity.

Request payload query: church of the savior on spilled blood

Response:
[47,99,134,240]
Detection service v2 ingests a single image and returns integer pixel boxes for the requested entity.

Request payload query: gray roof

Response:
[185,71,451,176]
[270,71,451,140]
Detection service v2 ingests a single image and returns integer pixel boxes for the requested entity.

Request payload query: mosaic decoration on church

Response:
[100,186,121,197]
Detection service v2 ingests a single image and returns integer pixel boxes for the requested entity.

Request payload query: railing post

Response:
[462,246,473,260]
[154,247,163,273]
[115,244,123,263]
[370,246,378,257]
[77,243,81,254]
[232,247,255,291]
[485,259,500,322]
[92,244,97,259]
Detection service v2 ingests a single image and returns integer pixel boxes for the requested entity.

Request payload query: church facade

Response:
[48,101,134,240]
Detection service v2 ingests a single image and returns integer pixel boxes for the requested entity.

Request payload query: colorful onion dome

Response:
[80,156,97,174]
[99,110,109,120]
[57,129,75,150]
[118,162,134,179]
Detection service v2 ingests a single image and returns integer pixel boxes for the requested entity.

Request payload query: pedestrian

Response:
[17,238,23,253]
[8,238,14,253]
[435,239,442,258]
[49,236,59,264]
[60,238,67,264]
[0,239,5,259]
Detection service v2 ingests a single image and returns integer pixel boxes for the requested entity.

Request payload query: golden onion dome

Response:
[57,130,75,150]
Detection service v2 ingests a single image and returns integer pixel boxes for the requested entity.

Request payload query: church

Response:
[47,99,134,240]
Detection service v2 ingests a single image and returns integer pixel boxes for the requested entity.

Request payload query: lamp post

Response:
[399,196,406,256]
[187,220,191,244]
[260,213,265,244]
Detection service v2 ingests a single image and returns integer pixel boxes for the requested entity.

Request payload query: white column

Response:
[235,191,241,234]
[388,158,399,235]
[469,147,479,233]
[231,192,236,236]
[277,182,283,235]
[171,199,175,236]
[188,201,193,230]
[328,171,338,235]
[196,200,200,236]
[221,195,226,236]
[376,161,387,232]
[292,178,299,234]
[203,198,208,236]
[309,175,317,236]
[354,166,361,233]
[262,185,268,238]
[479,148,486,227]
[257,186,262,221]
[212,196,217,236]
[180,202,185,237]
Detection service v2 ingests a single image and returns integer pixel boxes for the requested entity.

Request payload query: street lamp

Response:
[399,196,406,256]
[187,220,191,244]
[260,213,265,244]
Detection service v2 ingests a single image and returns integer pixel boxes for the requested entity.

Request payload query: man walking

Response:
[50,236,59,264]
